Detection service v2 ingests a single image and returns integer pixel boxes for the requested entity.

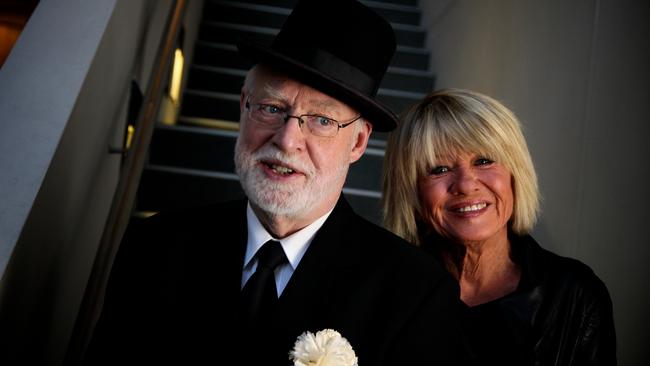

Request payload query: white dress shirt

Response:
[241,203,333,296]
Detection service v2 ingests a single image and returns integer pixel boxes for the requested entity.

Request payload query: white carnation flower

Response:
[290,329,358,366]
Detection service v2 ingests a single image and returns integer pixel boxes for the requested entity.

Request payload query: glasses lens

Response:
[250,104,285,128]
[304,115,337,137]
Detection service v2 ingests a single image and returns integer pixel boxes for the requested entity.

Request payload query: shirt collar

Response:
[244,202,333,270]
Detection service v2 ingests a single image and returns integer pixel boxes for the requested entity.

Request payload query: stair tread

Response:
[360,0,420,12]
[200,20,425,49]
[184,89,240,100]
[209,0,420,13]
[192,63,433,78]
[193,40,431,71]
[184,87,424,102]
[197,39,431,54]
[203,19,424,33]
[208,0,292,14]
[206,0,421,27]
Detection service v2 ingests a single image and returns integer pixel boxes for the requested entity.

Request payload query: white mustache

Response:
[250,145,314,177]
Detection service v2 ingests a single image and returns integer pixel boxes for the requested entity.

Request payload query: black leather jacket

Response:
[423,233,617,366]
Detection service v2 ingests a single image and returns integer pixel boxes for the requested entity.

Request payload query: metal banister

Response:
[65,0,187,363]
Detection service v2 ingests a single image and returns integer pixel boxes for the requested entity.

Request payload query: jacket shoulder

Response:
[137,200,246,229]
[529,241,613,309]
[125,200,245,240]
[114,200,246,272]
[346,212,454,286]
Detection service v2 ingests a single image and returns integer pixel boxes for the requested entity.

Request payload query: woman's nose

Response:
[450,167,479,195]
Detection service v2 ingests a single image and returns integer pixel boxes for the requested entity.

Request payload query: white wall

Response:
[0,0,201,364]
[421,0,649,364]
[0,2,123,362]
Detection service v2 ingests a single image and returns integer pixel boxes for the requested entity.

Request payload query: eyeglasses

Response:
[244,98,362,138]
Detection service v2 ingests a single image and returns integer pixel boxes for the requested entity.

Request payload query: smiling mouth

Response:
[265,162,295,175]
[455,202,487,213]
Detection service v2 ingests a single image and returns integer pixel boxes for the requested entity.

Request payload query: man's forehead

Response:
[255,77,355,114]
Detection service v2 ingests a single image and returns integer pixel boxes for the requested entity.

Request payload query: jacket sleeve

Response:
[575,277,617,366]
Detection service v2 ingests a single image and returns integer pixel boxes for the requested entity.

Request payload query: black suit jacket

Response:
[85,197,464,365]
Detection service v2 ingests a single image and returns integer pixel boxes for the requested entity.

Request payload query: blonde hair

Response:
[382,89,539,245]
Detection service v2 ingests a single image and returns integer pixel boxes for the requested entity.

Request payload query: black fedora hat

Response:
[236,0,398,132]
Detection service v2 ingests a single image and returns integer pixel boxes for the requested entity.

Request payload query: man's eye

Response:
[259,104,283,114]
[430,166,450,175]
[475,157,494,166]
[315,116,333,127]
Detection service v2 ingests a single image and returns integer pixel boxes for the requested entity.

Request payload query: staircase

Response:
[136,0,433,225]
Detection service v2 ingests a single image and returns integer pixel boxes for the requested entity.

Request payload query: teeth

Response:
[457,203,487,212]
[271,164,294,174]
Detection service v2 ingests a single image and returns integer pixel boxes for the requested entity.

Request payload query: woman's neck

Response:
[443,231,521,307]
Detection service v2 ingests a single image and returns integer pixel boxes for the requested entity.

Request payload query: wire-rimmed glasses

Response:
[245,98,362,138]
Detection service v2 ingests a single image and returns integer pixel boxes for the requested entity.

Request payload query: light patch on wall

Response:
[126,124,135,149]
[169,47,184,105]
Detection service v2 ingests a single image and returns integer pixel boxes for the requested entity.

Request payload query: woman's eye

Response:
[475,157,493,166]
[430,166,450,175]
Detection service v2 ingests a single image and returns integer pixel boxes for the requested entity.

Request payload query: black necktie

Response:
[241,240,287,328]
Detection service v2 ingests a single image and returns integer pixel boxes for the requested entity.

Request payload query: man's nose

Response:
[272,115,306,152]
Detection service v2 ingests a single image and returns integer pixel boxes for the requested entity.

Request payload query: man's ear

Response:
[239,90,247,115]
[349,120,372,164]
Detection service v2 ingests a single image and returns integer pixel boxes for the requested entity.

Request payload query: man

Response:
[85,0,464,365]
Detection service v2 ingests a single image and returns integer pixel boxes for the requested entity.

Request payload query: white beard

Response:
[234,141,349,219]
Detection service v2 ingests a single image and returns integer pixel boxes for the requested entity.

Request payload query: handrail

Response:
[64,0,187,364]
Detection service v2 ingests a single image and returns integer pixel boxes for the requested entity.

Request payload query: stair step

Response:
[137,165,245,211]
[186,65,247,95]
[137,165,383,225]
[368,0,417,6]
[186,64,434,96]
[193,41,430,71]
[180,89,241,122]
[149,124,238,173]
[199,20,425,50]
[361,0,421,25]
[393,45,430,70]
[203,0,421,26]
[148,124,386,192]
[212,0,419,8]
[377,87,425,115]
[192,42,252,69]
[384,66,435,94]
[203,1,290,30]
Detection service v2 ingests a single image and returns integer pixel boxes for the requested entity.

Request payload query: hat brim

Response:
[237,39,398,132]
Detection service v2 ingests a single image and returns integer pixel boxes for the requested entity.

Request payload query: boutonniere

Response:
[290,329,358,366]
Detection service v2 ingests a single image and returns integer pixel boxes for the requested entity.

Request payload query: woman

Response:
[382,89,616,365]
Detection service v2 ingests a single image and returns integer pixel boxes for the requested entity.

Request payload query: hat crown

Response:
[236,0,399,131]
[272,0,396,88]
